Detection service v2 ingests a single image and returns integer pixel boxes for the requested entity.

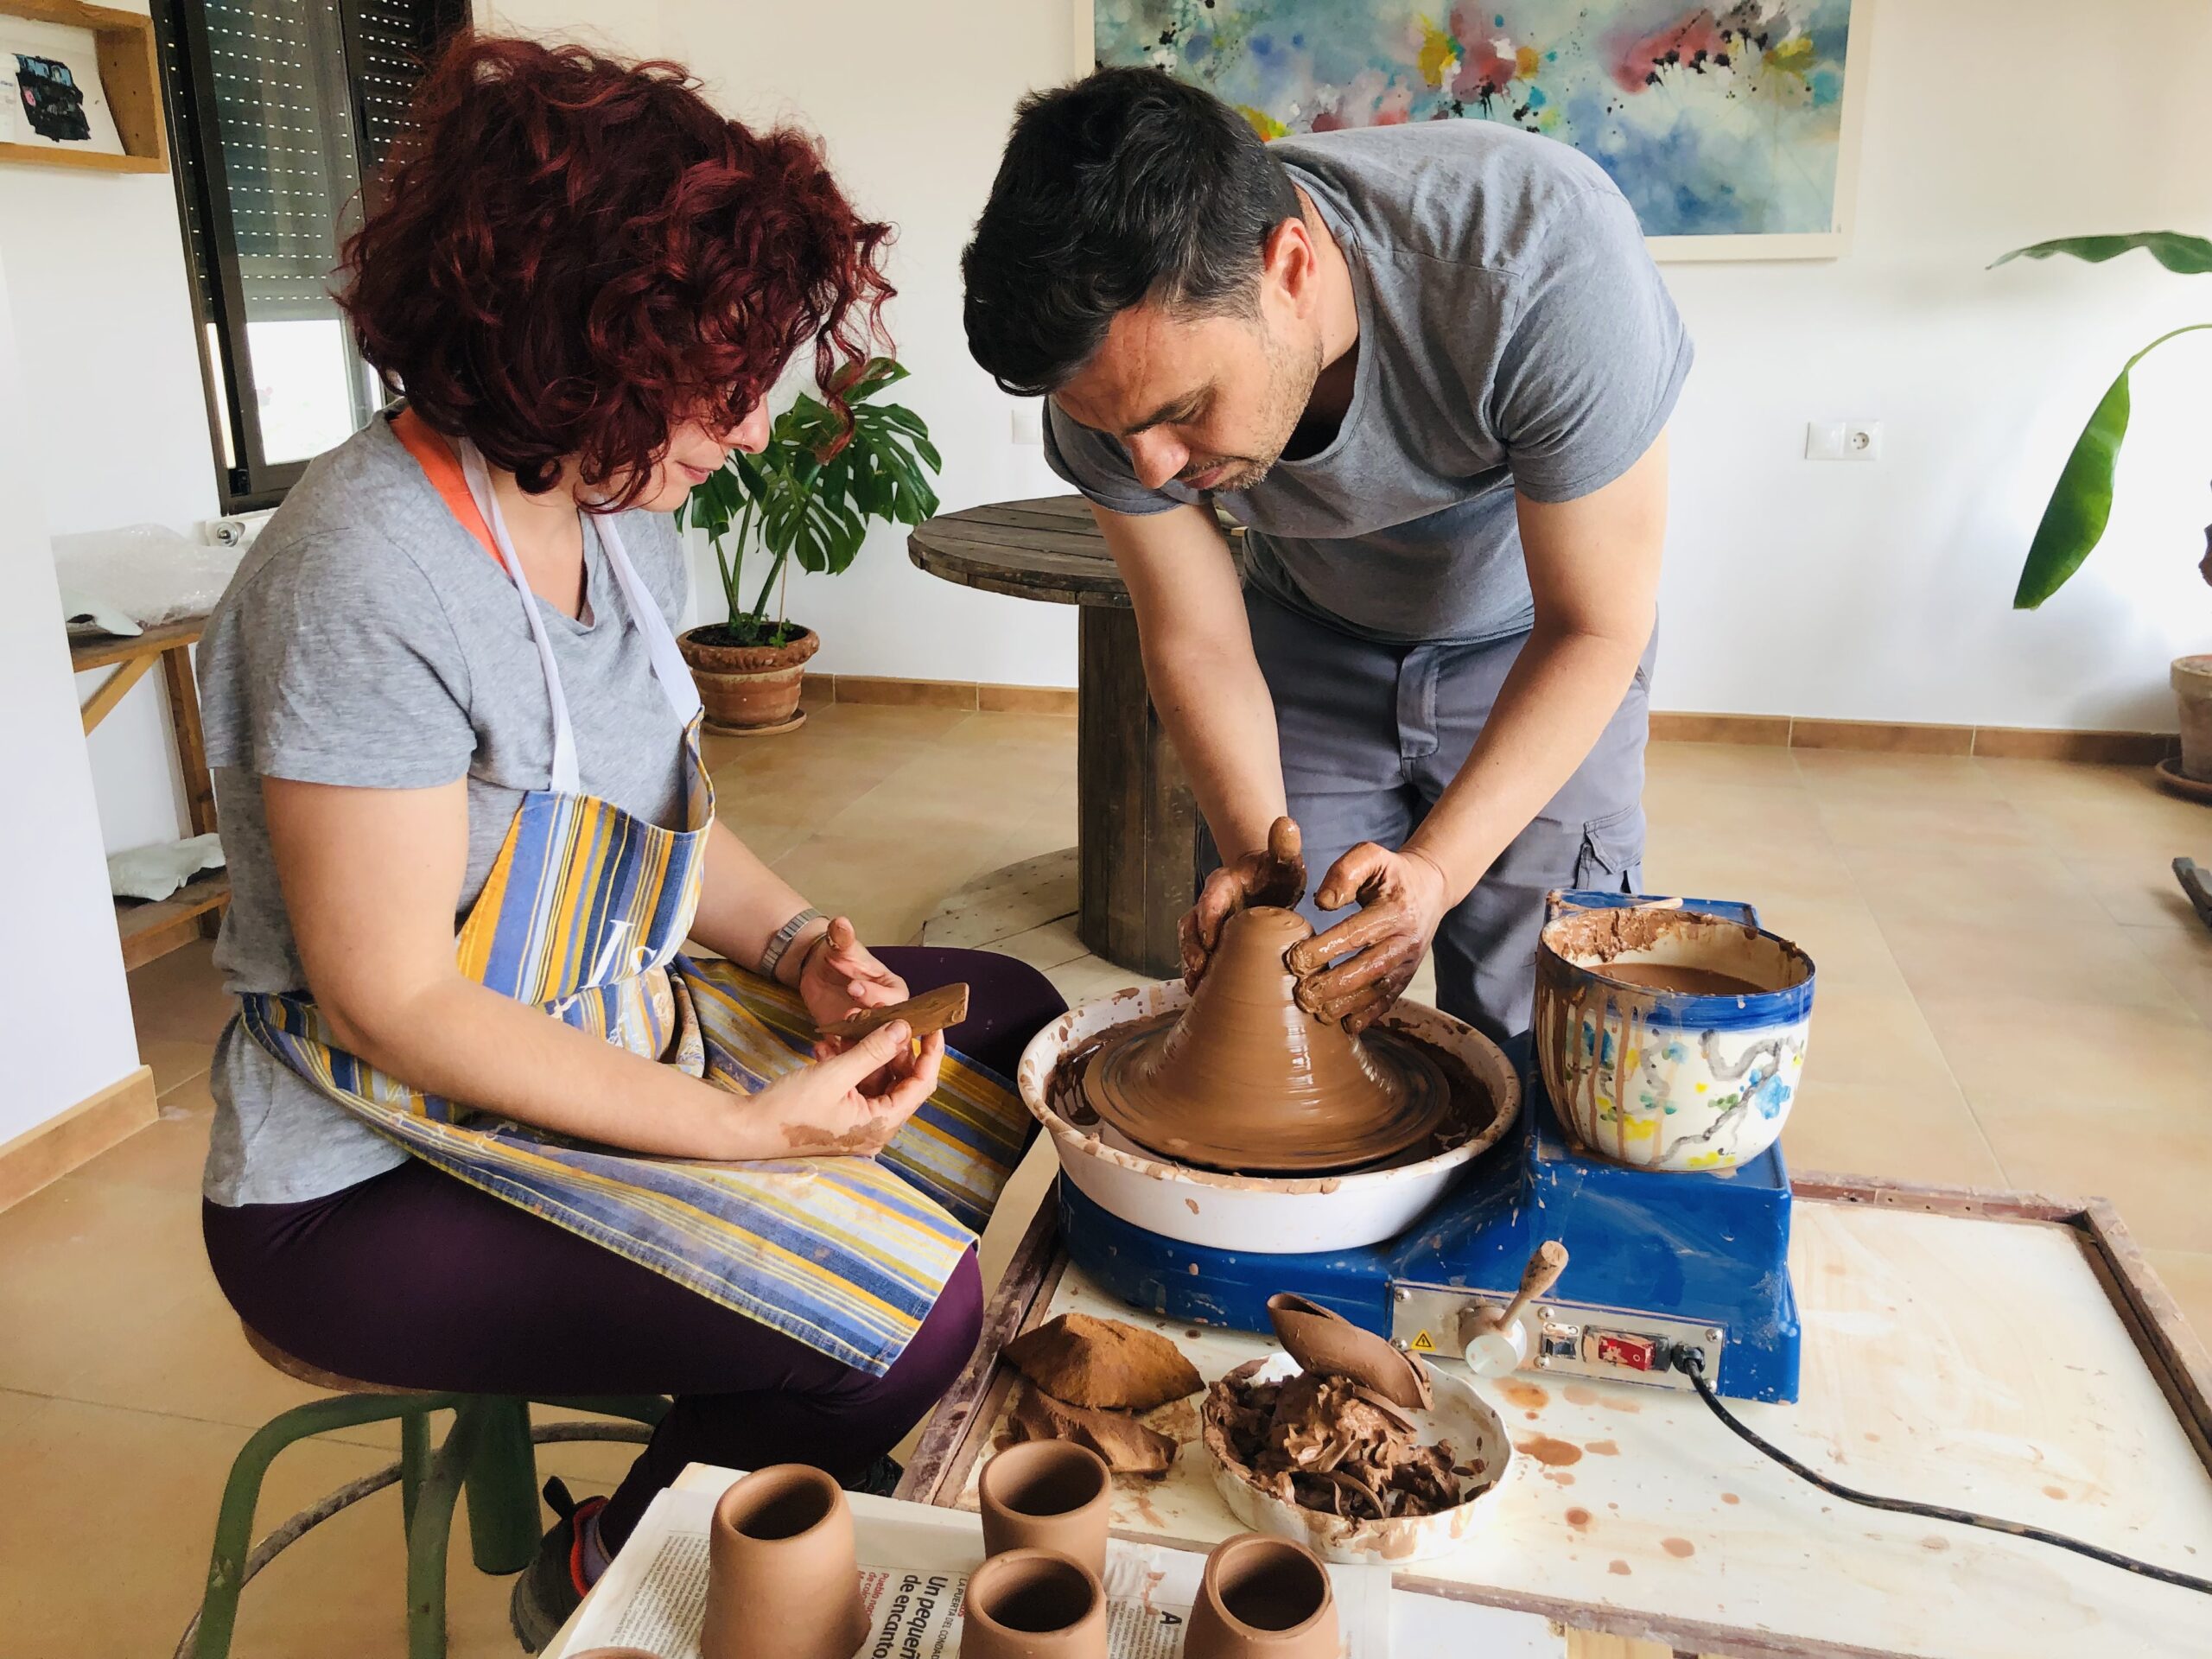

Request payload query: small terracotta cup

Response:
[700,1465,869,1659]
[961,1547,1108,1659]
[977,1440,1113,1575]
[1184,1533,1338,1659]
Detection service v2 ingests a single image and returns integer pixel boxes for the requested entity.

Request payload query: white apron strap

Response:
[458,438,582,796]
[594,511,703,728]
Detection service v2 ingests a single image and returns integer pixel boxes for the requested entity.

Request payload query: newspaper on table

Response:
[562,1483,1393,1658]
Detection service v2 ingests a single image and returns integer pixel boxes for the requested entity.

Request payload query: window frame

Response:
[151,0,468,512]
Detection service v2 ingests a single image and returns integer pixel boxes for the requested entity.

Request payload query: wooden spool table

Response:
[908,495,1205,979]
[902,1173,2212,1658]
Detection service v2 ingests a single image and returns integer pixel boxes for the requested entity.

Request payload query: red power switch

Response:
[1590,1332,1657,1371]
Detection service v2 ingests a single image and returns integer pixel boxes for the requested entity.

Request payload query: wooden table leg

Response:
[160,641,225,939]
[1075,604,1203,979]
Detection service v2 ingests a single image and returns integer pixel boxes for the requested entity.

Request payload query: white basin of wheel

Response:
[1014,978,1520,1254]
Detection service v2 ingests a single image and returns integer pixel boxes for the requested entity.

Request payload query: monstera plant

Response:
[1998,231,2212,803]
[675,357,941,734]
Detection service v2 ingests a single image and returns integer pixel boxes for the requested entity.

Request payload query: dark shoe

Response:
[844,1453,903,1497]
[509,1478,604,1653]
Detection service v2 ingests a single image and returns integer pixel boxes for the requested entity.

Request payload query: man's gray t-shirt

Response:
[198,411,690,1205]
[1044,122,1692,646]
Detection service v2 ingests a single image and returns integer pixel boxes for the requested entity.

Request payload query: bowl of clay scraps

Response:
[1017,980,1519,1254]
[1535,897,1815,1173]
[1199,1351,1511,1564]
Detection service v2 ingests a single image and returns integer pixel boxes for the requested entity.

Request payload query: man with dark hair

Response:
[963,67,1688,1044]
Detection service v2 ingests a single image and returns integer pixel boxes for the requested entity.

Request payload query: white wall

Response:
[0,240,144,1135]
[493,0,2212,731]
[0,0,219,856]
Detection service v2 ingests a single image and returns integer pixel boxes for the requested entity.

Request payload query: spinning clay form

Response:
[1080,906,1452,1173]
[1266,1291,1432,1410]
[1183,1533,1339,1659]
[960,1548,1109,1659]
[978,1440,1113,1577]
[700,1465,868,1659]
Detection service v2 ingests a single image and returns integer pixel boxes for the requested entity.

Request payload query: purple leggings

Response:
[202,947,1064,1546]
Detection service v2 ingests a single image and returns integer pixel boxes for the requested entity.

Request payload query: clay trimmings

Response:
[1204,1359,1468,1522]
[1078,906,1452,1173]
[1004,1313,1203,1413]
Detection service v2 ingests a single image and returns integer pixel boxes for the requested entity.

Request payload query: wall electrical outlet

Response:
[1010,403,1045,445]
[1807,420,1883,461]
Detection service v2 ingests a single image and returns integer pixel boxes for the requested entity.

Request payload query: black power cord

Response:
[1669,1345,2212,1598]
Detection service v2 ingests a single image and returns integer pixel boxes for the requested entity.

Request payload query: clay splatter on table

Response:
[1662,1537,1696,1558]
[1514,1433,1584,1468]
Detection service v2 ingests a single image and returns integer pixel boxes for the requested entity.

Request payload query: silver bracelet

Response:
[757,907,825,980]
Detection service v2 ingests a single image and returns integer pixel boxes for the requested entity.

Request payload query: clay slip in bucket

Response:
[960,1547,1108,1659]
[700,1464,868,1659]
[978,1440,1113,1577]
[1185,1533,1339,1659]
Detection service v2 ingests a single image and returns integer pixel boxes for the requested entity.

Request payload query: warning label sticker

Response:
[1409,1330,1436,1352]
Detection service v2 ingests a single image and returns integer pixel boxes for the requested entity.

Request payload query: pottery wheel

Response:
[1082,1019,1452,1173]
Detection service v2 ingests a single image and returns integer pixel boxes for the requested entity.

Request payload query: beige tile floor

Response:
[5,703,2210,1656]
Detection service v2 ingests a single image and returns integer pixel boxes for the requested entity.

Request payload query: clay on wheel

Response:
[1079,906,1451,1173]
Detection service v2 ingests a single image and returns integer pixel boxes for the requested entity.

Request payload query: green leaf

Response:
[2012,322,2212,608]
[1993,232,2212,275]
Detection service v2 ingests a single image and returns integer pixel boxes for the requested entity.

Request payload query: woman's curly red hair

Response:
[339,35,892,507]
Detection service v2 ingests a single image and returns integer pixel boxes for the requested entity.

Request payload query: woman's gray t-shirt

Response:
[197,411,690,1205]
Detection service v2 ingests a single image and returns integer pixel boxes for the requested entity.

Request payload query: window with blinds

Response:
[153,0,467,510]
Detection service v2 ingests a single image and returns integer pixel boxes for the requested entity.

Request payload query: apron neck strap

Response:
[395,409,706,795]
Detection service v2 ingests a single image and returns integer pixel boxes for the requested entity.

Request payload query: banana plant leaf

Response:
[1992,231,2212,275]
[2012,323,2212,608]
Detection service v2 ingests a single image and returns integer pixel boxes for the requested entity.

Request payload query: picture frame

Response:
[1072,0,1875,263]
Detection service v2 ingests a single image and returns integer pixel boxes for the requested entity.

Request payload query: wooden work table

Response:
[72,615,228,968]
[902,1174,2212,1659]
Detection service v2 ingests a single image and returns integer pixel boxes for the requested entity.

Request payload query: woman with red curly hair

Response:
[192,37,1059,1645]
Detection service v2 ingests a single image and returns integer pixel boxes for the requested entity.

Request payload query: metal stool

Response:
[188,1323,666,1659]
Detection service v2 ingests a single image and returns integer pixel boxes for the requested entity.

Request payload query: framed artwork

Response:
[0,13,126,157]
[1079,0,1873,261]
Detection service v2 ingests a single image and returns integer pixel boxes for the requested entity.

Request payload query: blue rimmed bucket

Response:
[1533,893,1815,1172]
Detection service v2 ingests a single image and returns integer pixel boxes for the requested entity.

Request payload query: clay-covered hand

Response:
[744,1019,944,1157]
[800,916,910,1056]
[1285,842,1452,1034]
[1179,816,1308,990]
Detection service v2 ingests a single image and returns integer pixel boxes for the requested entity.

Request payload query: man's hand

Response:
[1286,842,1452,1034]
[1179,816,1307,989]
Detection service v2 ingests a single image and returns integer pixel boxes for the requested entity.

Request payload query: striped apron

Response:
[238,415,1028,1376]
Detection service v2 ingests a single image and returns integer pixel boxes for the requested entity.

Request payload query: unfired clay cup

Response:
[1184,1533,1338,1659]
[977,1440,1113,1576]
[700,1464,869,1659]
[960,1548,1107,1659]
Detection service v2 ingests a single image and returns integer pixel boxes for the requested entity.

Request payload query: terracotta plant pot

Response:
[2175,654,2212,783]
[700,1464,868,1659]
[977,1440,1113,1576]
[960,1548,1107,1659]
[678,624,819,735]
[1184,1534,1338,1659]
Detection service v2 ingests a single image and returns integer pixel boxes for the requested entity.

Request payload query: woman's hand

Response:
[737,1020,944,1158]
[797,916,908,1045]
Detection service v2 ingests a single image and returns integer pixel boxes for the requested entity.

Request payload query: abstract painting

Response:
[1089,1,1868,257]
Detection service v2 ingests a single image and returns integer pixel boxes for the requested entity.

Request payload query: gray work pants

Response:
[1231,589,1653,1046]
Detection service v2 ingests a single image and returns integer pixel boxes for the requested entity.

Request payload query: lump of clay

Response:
[1265,1293,1431,1411]
[1003,1313,1203,1412]
[1009,1385,1179,1477]
[1203,1359,1464,1522]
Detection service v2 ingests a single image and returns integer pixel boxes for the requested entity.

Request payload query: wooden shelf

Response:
[0,0,168,175]
[116,869,228,971]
